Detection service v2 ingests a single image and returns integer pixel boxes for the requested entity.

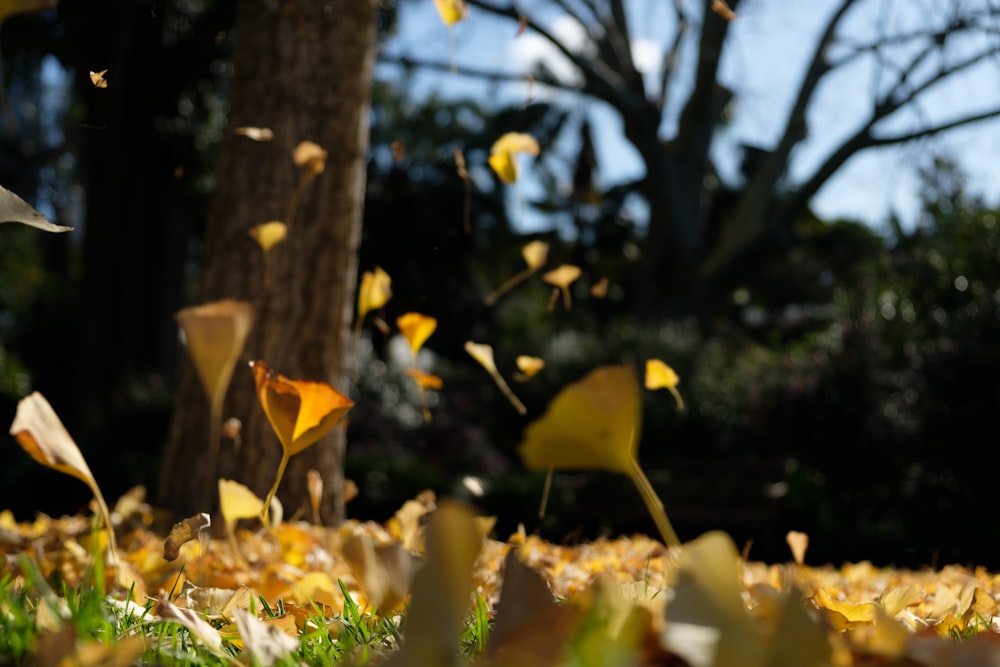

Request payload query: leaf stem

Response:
[261,452,289,524]
[627,457,680,547]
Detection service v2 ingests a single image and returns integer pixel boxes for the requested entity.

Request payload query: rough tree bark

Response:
[158,0,377,524]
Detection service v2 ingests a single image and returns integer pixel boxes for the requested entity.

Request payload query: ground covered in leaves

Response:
[3,488,1000,666]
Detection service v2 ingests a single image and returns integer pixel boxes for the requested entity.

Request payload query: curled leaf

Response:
[163,513,211,562]
[292,140,328,179]
[176,300,254,416]
[644,358,685,411]
[250,360,355,519]
[89,69,108,88]
[9,392,117,556]
[488,132,540,184]
[465,341,526,415]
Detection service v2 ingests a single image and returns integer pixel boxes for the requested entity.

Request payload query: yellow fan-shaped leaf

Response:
[433,0,467,26]
[219,479,265,527]
[542,264,582,309]
[250,361,354,456]
[176,299,254,415]
[521,240,549,271]
[644,358,684,411]
[519,365,640,474]
[357,266,392,320]
[465,341,526,414]
[292,140,327,178]
[513,355,544,382]
[10,392,117,556]
[397,312,437,359]
[488,132,539,184]
[249,221,287,253]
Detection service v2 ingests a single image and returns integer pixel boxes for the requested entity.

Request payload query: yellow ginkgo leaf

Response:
[357,266,393,321]
[292,140,327,179]
[513,355,544,382]
[484,240,550,306]
[89,69,108,88]
[519,365,679,546]
[644,358,685,411]
[218,479,264,566]
[465,341,526,414]
[9,392,117,557]
[249,221,287,253]
[405,368,444,390]
[250,360,355,520]
[397,312,437,359]
[488,132,540,184]
[542,264,581,309]
[433,0,466,26]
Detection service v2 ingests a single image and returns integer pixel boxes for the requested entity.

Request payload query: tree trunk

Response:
[158,0,377,525]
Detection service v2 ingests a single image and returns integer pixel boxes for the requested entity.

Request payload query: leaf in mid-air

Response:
[484,240,550,305]
[464,341,526,414]
[488,132,540,184]
[10,392,117,556]
[542,264,582,310]
[176,300,254,417]
[218,479,264,565]
[433,0,466,26]
[250,360,354,519]
[518,365,680,546]
[513,355,545,382]
[0,184,72,232]
[644,358,685,411]
[397,312,437,360]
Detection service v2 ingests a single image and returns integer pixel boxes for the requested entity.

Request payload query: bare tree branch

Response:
[657,0,689,111]
[383,55,582,94]
[607,0,644,94]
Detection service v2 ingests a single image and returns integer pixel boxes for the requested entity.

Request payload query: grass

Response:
[0,546,493,666]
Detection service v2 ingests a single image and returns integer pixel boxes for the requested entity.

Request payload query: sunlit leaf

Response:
[0,184,72,232]
[464,341,526,414]
[155,592,226,655]
[542,264,581,309]
[405,368,444,390]
[644,358,684,411]
[250,360,355,519]
[518,365,679,546]
[218,479,263,566]
[235,126,275,141]
[484,240,549,305]
[249,221,287,253]
[433,0,466,26]
[397,312,437,359]
[163,512,211,562]
[307,469,323,526]
[9,392,117,556]
[591,277,609,298]
[488,132,540,184]
[357,266,392,322]
[88,69,108,88]
[786,530,809,566]
[292,140,327,179]
[513,355,544,382]
[342,532,418,614]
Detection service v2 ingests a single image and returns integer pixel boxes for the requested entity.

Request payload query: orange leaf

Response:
[397,313,437,359]
[405,368,444,390]
[250,361,354,456]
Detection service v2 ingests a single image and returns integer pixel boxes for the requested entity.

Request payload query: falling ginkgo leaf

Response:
[465,341,527,414]
[287,140,327,228]
[433,0,467,73]
[397,312,437,359]
[249,221,287,286]
[175,299,254,507]
[484,240,549,305]
[542,264,582,310]
[218,479,264,567]
[518,365,680,546]
[9,392,117,557]
[307,469,323,526]
[488,132,540,184]
[405,368,444,390]
[234,126,275,141]
[250,360,355,521]
[0,184,72,232]
[354,266,392,377]
[644,358,685,411]
[513,355,545,382]
[786,530,809,566]
[591,277,609,298]
[163,512,211,562]
[89,69,108,88]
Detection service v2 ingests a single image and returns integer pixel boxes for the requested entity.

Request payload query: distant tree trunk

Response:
[158,0,377,524]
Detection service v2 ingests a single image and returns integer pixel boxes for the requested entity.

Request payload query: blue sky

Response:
[379,0,1000,234]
